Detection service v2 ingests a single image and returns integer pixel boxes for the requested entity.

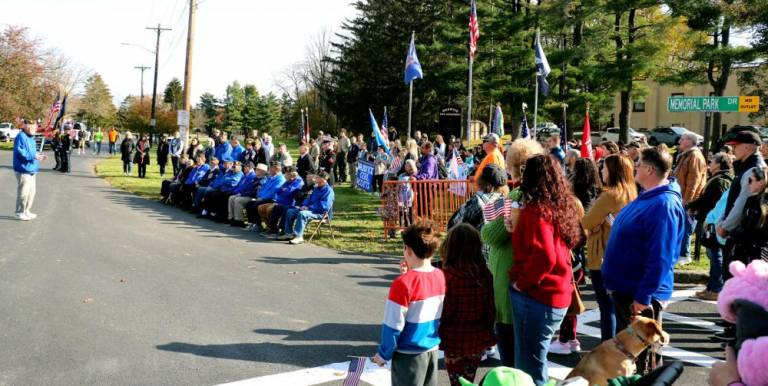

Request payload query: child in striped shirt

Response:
[372,221,446,386]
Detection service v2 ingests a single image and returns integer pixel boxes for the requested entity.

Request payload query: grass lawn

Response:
[0,141,12,151]
[94,155,402,256]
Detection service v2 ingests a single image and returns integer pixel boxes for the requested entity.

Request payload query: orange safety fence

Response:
[380,179,478,237]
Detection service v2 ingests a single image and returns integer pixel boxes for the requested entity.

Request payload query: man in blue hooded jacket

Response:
[13,120,46,221]
[281,171,334,245]
[602,146,684,373]
[245,163,286,231]
[200,159,244,219]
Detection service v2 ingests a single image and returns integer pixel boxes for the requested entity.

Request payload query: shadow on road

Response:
[156,323,379,367]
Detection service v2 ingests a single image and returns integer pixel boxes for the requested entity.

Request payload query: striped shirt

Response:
[377,268,446,361]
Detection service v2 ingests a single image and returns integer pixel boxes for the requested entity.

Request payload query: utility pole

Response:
[181,0,196,147]
[133,65,151,103]
[146,23,171,141]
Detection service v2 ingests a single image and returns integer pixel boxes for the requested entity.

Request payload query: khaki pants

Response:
[258,203,276,227]
[15,173,36,215]
[229,195,254,221]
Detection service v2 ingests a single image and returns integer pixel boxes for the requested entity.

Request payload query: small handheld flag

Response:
[381,107,390,144]
[342,357,366,386]
[404,33,423,85]
[369,109,390,153]
[520,112,530,140]
[483,198,513,223]
[534,30,551,97]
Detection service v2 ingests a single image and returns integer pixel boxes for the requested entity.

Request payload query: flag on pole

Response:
[342,357,366,386]
[53,94,67,130]
[482,198,513,222]
[369,109,390,153]
[298,110,306,144]
[559,122,568,151]
[491,104,504,137]
[520,112,531,140]
[468,0,480,59]
[404,33,423,85]
[448,148,468,196]
[42,92,61,138]
[534,30,551,97]
[581,110,593,159]
[305,109,312,143]
[381,107,390,144]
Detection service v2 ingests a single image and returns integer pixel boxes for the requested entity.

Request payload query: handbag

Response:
[567,278,586,316]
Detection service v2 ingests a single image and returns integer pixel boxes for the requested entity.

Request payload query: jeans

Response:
[611,291,663,375]
[679,213,696,259]
[15,173,36,215]
[509,287,567,386]
[268,204,290,233]
[284,209,323,238]
[123,161,132,174]
[109,142,116,154]
[706,246,724,292]
[589,270,616,341]
[171,156,181,177]
[193,187,213,208]
[94,141,102,155]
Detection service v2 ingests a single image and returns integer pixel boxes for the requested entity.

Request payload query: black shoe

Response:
[712,329,736,342]
[715,320,730,328]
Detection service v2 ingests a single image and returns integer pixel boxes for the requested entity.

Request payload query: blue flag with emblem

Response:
[534,30,551,97]
[404,33,423,85]
[369,109,390,153]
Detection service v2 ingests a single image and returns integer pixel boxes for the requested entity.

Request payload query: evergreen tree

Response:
[242,84,261,132]
[163,78,183,110]
[78,73,117,128]
[198,92,219,131]
[223,81,245,133]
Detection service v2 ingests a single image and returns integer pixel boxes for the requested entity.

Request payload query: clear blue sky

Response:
[0,0,357,104]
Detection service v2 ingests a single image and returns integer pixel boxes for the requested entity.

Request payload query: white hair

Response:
[681,132,699,144]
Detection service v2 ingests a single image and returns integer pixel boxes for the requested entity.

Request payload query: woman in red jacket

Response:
[507,154,583,386]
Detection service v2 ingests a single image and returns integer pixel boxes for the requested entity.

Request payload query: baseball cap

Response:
[482,133,500,145]
[726,131,762,146]
[222,156,235,163]
[255,163,268,172]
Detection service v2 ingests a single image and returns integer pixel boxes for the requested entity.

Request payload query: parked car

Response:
[0,122,20,142]
[713,125,764,153]
[648,126,703,146]
[600,127,646,143]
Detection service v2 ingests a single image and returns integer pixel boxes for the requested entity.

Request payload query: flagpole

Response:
[533,71,539,137]
[467,56,473,141]
[300,108,305,143]
[408,80,414,139]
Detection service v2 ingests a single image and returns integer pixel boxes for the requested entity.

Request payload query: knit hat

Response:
[480,164,508,188]
[458,367,534,386]
[717,260,768,323]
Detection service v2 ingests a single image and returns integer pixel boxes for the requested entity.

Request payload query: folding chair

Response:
[308,210,335,242]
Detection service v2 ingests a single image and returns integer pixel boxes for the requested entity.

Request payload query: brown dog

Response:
[566,316,670,386]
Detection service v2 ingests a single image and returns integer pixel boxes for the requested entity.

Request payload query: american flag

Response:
[381,107,390,144]
[42,94,62,138]
[342,357,366,386]
[468,0,480,59]
[388,155,402,174]
[483,198,512,223]
[520,113,530,140]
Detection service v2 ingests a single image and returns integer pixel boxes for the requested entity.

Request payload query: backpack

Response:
[437,160,448,179]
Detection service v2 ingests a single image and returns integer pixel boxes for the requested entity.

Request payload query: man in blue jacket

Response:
[602,146,684,373]
[261,166,305,237]
[281,171,335,245]
[199,159,244,219]
[214,133,233,169]
[227,163,268,226]
[230,138,245,163]
[192,158,233,212]
[245,163,286,231]
[169,131,184,177]
[207,161,252,222]
[13,120,46,221]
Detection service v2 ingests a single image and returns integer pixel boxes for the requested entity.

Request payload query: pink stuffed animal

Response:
[717,260,768,323]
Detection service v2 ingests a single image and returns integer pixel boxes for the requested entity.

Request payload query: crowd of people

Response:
[363,127,767,386]
[155,129,335,245]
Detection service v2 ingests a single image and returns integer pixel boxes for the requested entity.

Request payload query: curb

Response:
[675,270,708,284]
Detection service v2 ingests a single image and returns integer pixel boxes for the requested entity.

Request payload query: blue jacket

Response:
[185,164,210,185]
[241,175,265,197]
[231,145,245,162]
[233,170,257,195]
[215,142,233,163]
[274,177,305,206]
[258,173,286,200]
[216,171,244,193]
[303,183,334,215]
[602,180,685,305]
[170,137,183,157]
[13,132,38,174]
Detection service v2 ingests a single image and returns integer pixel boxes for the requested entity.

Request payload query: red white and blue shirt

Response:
[377,268,446,360]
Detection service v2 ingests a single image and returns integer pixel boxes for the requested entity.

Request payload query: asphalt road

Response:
[0,152,723,386]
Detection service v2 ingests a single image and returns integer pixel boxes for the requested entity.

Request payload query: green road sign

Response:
[667,96,760,112]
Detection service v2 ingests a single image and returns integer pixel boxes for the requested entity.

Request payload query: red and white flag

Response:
[468,0,480,59]
[580,110,593,159]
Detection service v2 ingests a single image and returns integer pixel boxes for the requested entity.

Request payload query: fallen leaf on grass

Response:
[81,298,94,304]
[119,278,128,283]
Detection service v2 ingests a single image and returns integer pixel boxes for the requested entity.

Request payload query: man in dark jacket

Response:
[296,144,315,182]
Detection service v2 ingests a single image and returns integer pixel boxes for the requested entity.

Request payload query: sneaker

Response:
[277,234,294,241]
[698,291,719,301]
[25,212,37,220]
[260,231,276,238]
[568,339,581,352]
[677,255,692,265]
[200,209,208,216]
[17,213,32,221]
[14,212,23,219]
[548,340,573,355]
[289,237,304,245]
[694,289,709,297]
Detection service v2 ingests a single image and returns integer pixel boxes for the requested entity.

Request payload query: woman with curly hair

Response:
[481,138,543,366]
[507,154,583,385]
